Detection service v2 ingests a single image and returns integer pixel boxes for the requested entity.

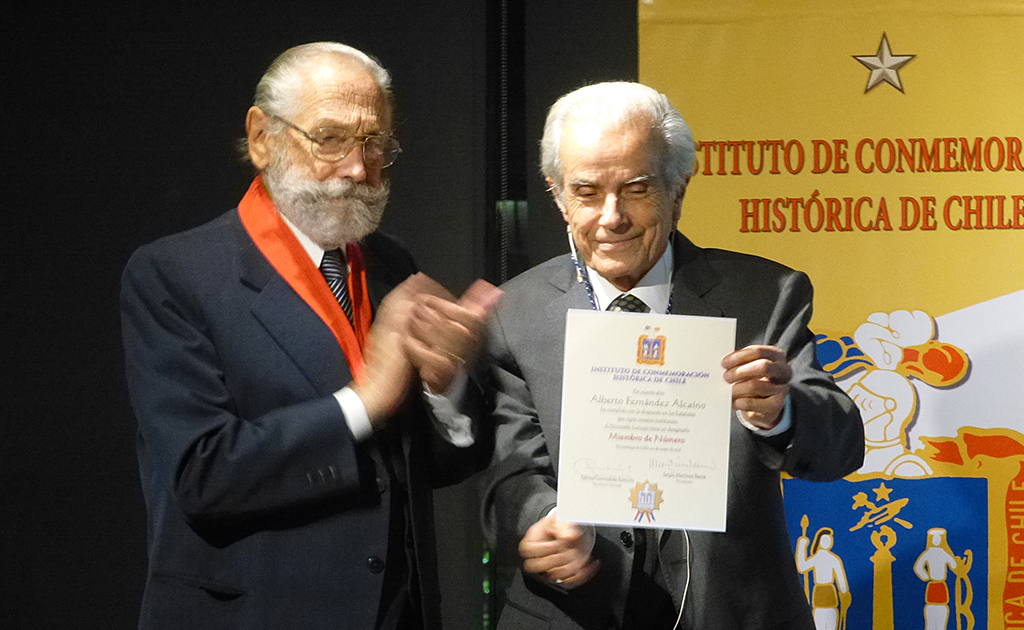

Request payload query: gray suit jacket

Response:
[481,232,863,630]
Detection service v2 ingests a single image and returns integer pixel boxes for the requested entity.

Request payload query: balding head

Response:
[254,42,392,126]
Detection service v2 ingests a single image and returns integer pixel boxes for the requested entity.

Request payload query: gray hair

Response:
[240,42,393,164]
[255,42,392,122]
[540,82,695,200]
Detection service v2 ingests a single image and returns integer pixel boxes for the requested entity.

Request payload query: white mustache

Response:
[291,176,389,205]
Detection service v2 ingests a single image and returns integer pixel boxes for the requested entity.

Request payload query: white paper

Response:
[556,309,736,531]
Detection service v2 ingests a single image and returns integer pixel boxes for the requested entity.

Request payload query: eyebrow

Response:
[567,174,658,191]
[622,175,657,186]
[310,120,361,131]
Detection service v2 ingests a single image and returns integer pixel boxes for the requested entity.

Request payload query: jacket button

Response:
[376,476,388,493]
[619,531,633,548]
[367,556,385,573]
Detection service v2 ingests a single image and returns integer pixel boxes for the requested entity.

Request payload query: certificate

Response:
[556,309,736,531]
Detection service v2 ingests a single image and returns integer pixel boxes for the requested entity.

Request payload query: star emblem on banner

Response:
[853,33,916,93]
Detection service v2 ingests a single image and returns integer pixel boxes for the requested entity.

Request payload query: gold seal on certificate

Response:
[629,480,664,523]
[556,309,737,532]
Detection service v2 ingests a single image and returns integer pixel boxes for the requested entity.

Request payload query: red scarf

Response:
[237,176,371,382]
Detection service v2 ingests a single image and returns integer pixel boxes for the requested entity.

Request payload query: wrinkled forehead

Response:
[292,58,391,130]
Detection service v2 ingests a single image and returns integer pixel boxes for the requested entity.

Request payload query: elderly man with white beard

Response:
[121,42,500,630]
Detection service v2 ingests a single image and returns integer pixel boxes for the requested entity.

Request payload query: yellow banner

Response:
[641,0,1023,331]
[641,1,1024,628]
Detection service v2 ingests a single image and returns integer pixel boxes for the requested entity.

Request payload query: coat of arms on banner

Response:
[782,301,1024,630]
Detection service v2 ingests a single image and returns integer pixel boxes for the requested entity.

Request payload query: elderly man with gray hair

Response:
[479,82,863,629]
[122,42,500,629]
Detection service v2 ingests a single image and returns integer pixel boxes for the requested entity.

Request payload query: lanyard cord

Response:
[569,231,689,629]
[567,232,600,311]
[567,232,674,313]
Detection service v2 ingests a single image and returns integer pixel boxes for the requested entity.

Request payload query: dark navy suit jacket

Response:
[122,209,478,629]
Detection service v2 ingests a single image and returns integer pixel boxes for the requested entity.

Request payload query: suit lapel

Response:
[669,232,724,318]
[232,214,353,396]
[526,258,592,431]
[543,258,592,352]
[547,255,593,310]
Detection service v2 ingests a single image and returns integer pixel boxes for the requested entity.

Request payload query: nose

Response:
[323,145,375,184]
[597,193,626,229]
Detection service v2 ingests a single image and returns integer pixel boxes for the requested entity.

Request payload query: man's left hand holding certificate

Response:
[557,309,736,532]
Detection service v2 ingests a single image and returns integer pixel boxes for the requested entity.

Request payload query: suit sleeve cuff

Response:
[737,395,793,437]
[335,387,373,443]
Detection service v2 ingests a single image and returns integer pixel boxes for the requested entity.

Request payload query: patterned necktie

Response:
[320,249,353,323]
[607,293,651,313]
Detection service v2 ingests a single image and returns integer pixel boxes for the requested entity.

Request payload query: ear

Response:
[246,106,272,170]
[672,177,689,222]
[547,177,570,222]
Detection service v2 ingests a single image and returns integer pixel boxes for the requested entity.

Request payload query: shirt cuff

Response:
[737,395,792,437]
[423,370,475,447]
[335,387,373,443]
[424,367,468,399]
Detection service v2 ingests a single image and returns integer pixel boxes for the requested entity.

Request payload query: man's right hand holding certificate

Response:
[722,344,794,431]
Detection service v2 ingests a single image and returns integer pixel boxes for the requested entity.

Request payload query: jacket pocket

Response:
[141,572,246,628]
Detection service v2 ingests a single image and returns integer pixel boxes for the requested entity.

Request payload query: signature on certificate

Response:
[574,458,633,476]
[648,457,718,472]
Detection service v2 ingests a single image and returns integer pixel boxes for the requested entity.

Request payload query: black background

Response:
[2,3,635,627]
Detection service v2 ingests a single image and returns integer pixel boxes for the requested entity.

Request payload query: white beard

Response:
[263,150,389,250]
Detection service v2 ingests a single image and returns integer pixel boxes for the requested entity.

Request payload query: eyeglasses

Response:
[272,115,401,168]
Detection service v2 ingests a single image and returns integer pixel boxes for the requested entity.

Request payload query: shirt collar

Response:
[586,243,673,313]
[278,212,339,267]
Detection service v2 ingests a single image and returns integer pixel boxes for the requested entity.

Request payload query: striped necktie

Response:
[320,249,353,323]
[607,293,650,313]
